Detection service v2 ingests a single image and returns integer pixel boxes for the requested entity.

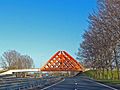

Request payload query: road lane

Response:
[42,75,117,90]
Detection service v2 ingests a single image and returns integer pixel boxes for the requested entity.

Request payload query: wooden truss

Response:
[40,51,84,72]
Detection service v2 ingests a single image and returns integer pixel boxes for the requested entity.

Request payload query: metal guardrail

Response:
[0,77,62,90]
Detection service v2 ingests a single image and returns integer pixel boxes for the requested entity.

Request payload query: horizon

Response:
[0,0,97,68]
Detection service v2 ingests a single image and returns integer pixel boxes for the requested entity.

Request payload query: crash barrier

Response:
[0,76,62,90]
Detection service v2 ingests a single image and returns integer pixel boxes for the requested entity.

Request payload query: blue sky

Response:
[0,0,97,68]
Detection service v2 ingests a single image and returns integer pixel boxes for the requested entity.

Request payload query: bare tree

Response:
[0,50,34,70]
[77,0,120,80]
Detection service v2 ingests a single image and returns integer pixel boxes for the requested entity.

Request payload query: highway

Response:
[42,74,117,90]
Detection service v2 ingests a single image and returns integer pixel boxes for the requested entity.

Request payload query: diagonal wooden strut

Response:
[40,51,84,72]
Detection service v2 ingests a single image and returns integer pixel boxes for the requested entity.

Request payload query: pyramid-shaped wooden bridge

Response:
[41,51,84,72]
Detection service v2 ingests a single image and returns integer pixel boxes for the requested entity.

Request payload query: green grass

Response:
[84,70,95,78]
[0,69,8,73]
[84,70,120,84]
[84,70,119,79]
[97,80,120,84]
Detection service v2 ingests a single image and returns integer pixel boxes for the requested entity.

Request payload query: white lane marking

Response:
[75,83,78,85]
[95,81,118,90]
[41,79,65,90]
[75,89,77,90]
[85,79,118,90]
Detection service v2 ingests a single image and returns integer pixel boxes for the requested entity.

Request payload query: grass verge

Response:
[84,70,120,85]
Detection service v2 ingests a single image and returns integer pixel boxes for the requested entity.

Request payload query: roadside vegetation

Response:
[0,50,34,77]
[0,50,34,70]
[0,69,8,73]
[84,70,120,85]
[77,0,120,83]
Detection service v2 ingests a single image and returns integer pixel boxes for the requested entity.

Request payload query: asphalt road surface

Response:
[42,74,117,90]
